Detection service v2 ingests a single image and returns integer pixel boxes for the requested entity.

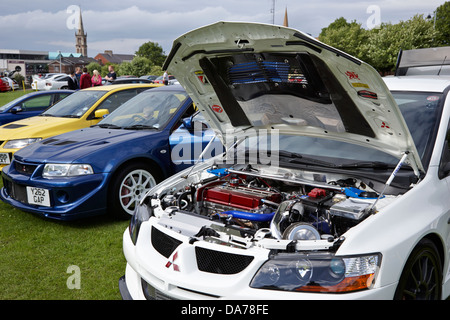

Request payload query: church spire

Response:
[75,8,87,57]
[283,7,289,27]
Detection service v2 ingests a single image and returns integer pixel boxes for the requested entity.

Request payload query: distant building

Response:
[75,9,88,57]
[95,50,134,65]
[0,49,49,83]
[47,56,98,74]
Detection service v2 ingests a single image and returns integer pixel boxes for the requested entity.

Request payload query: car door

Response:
[170,111,222,171]
[11,93,55,121]
[89,88,144,118]
[437,119,450,297]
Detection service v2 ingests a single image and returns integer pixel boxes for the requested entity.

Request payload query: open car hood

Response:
[164,21,424,173]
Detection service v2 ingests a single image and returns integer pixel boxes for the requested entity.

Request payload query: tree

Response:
[86,62,102,76]
[319,14,439,73]
[435,1,450,46]
[135,41,167,67]
[363,15,438,72]
[319,18,369,61]
[117,56,154,77]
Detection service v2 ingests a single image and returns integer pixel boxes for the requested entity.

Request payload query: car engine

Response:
[154,164,392,245]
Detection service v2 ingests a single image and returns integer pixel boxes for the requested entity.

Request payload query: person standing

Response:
[79,67,92,89]
[75,67,82,88]
[67,71,79,90]
[104,65,117,82]
[163,71,169,85]
[91,70,102,87]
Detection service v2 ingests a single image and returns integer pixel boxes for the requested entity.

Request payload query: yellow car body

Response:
[0,84,160,170]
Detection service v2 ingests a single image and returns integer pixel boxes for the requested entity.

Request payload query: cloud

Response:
[0,0,446,56]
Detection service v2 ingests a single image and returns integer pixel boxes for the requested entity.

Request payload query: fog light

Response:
[56,190,69,204]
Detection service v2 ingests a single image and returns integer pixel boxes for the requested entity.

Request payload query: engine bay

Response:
[147,163,399,252]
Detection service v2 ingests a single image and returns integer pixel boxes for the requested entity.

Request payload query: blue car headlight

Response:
[250,253,381,293]
[43,164,94,177]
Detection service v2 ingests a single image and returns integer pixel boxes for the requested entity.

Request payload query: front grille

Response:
[151,226,182,258]
[3,179,27,203]
[14,161,37,175]
[141,279,177,300]
[195,247,254,275]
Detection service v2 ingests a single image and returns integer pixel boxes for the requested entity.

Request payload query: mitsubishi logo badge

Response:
[165,251,180,271]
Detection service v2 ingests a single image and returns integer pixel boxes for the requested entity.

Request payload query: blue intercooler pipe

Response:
[219,210,275,222]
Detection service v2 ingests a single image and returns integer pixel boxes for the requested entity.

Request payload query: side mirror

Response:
[182,117,194,131]
[94,109,109,119]
[11,106,23,114]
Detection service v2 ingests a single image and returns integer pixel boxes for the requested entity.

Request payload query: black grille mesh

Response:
[151,226,182,258]
[195,247,254,275]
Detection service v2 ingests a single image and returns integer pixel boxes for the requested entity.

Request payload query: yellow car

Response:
[0,84,160,170]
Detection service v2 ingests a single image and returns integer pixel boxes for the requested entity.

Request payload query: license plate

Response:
[26,187,51,207]
[0,153,10,164]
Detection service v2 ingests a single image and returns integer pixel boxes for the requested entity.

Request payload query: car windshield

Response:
[97,89,188,130]
[41,90,106,118]
[235,90,443,169]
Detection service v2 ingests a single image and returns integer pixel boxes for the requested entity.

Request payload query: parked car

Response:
[0,84,157,170]
[153,75,177,85]
[4,77,20,90]
[44,74,72,90]
[109,78,153,85]
[31,73,65,91]
[140,75,158,82]
[0,90,73,126]
[0,85,218,220]
[119,22,450,300]
[0,78,11,92]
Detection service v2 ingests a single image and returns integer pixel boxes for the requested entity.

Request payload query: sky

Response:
[0,0,447,57]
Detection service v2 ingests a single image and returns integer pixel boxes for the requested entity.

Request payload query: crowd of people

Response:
[67,65,117,90]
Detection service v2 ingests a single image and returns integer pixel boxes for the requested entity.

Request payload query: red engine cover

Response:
[201,184,281,210]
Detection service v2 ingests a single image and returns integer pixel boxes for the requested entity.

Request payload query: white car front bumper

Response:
[120,227,398,300]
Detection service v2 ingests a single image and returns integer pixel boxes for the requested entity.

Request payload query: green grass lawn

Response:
[0,90,130,300]
[0,89,30,106]
[0,181,129,300]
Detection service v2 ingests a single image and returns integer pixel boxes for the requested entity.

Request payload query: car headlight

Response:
[4,138,42,149]
[43,164,94,177]
[250,253,381,293]
[129,203,152,245]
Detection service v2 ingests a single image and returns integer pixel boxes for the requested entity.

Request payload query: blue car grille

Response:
[14,162,37,175]
[3,179,27,204]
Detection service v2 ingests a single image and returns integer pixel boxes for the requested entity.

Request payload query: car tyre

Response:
[394,238,442,300]
[109,162,161,219]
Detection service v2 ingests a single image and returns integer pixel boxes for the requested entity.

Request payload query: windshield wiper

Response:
[96,123,123,129]
[123,124,158,130]
[265,150,337,167]
[60,115,80,118]
[336,161,395,169]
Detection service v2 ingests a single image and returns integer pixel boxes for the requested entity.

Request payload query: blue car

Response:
[0,85,218,220]
[0,90,74,125]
